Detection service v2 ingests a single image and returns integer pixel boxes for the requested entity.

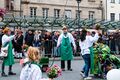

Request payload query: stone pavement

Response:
[0,60,106,80]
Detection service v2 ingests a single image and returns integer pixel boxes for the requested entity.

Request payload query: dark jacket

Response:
[25,33,34,46]
[14,35,24,52]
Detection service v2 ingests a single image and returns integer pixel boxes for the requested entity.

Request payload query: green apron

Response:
[92,47,102,75]
[89,46,94,74]
[3,41,15,66]
[60,37,73,60]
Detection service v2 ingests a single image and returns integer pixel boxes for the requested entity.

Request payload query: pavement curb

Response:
[1,55,120,63]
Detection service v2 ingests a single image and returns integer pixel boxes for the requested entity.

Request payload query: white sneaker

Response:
[84,77,92,80]
[80,71,85,78]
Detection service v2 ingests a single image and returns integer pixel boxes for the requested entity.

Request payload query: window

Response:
[76,10,81,19]
[65,10,72,18]
[42,8,49,18]
[88,0,95,2]
[89,11,95,20]
[111,0,115,3]
[110,13,115,21]
[5,0,14,10]
[30,7,37,17]
[5,0,10,10]
[54,9,60,18]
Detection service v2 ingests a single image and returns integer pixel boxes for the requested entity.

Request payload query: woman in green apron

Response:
[1,27,16,77]
[57,26,76,71]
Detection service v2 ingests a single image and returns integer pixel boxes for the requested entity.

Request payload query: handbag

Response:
[0,44,9,57]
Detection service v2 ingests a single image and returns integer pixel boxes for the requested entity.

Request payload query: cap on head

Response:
[62,26,68,30]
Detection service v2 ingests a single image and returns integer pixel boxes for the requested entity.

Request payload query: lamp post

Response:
[19,0,22,29]
[20,0,22,17]
[76,0,81,29]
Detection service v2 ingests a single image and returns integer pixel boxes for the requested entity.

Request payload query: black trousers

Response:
[1,58,12,73]
[61,60,71,69]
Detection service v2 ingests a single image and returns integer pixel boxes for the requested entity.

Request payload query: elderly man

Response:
[57,26,76,71]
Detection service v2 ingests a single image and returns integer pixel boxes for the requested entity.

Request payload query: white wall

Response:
[103,0,120,21]
[0,0,5,8]
[14,0,20,11]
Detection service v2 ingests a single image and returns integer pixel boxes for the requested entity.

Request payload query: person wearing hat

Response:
[1,27,16,77]
[57,26,76,71]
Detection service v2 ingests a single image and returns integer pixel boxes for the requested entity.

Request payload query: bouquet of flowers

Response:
[46,64,62,79]
[95,24,101,30]
[22,44,29,52]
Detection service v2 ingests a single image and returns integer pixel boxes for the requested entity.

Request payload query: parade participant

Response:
[79,28,99,79]
[57,26,76,71]
[20,47,52,80]
[93,38,111,77]
[93,38,120,77]
[1,27,16,77]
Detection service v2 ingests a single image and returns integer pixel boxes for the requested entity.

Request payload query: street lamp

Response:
[20,0,22,17]
[76,0,82,29]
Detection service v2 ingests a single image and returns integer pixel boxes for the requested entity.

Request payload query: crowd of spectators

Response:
[0,28,120,58]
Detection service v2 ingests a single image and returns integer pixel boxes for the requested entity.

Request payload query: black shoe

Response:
[68,68,73,71]
[81,71,84,73]
[1,73,8,77]
[19,57,23,59]
[8,72,16,75]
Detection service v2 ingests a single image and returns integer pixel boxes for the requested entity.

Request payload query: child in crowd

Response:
[20,46,52,80]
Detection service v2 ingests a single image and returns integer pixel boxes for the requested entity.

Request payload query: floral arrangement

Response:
[22,44,29,52]
[46,64,62,79]
[95,24,101,30]
[0,8,6,17]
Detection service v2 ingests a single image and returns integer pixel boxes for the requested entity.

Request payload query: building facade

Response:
[0,0,102,21]
[0,0,5,8]
[102,0,120,21]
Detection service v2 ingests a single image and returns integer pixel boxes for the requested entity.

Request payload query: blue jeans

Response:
[33,41,40,47]
[82,54,91,77]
